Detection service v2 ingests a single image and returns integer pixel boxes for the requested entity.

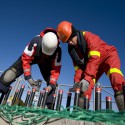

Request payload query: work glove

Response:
[28,78,42,91]
[69,82,80,92]
[69,79,89,93]
[80,79,89,92]
[44,83,56,93]
[45,85,52,92]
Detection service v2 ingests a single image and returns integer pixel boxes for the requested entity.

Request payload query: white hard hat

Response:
[42,32,58,55]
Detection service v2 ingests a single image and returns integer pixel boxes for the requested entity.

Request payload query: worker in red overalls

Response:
[57,21,125,111]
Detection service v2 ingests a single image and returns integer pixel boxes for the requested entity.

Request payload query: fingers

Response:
[69,82,81,92]
[69,80,89,93]
[69,88,75,92]
[36,79,42,82]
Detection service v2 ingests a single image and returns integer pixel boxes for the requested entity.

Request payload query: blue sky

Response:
[0,0,125,110]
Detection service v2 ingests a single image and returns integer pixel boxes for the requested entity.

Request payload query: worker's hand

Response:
[28,78,42,91]
[28,78,37,86]
[44,83,56,93]
[44,85,52,92]
[69,79,89,92]
[80,79,89,92]
[28,78,42,86]
[69,82,80,92]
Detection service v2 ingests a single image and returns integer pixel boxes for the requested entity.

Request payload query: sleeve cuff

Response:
[84,75,92,84]
[25,75,32,80]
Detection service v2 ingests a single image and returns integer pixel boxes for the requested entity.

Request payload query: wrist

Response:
[49,83,56,90]
[25,75,32,80]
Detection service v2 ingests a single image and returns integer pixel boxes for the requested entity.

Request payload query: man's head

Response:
[42,32,58,55]
[57,21,77,45]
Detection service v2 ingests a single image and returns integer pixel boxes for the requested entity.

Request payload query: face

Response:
[68,36,78,46]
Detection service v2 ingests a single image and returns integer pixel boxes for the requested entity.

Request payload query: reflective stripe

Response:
[107,68,124,76]
[24,44,37,57]
[93,78,96,84]
[74,66,80,70]
[82,31,86,36]
[88,51,100,58]
[55,52,62,66]
[50,78,56,82]
[24,69,30,72]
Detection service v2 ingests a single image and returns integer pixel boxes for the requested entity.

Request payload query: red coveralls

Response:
[73,31,124,100]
